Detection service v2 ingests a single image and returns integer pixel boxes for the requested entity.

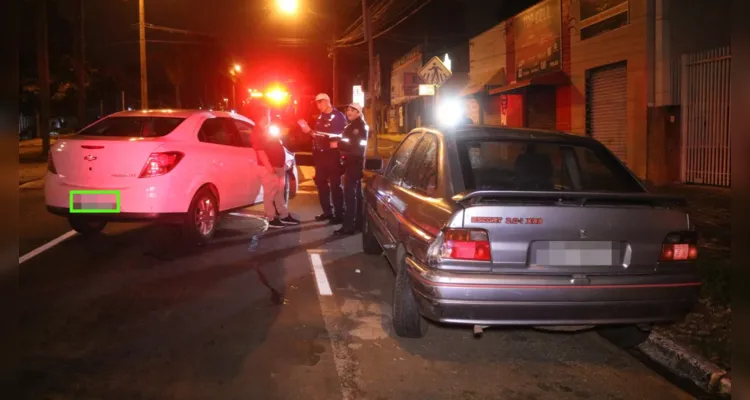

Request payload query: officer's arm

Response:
[353,121,368,150]
[328,113,346,147]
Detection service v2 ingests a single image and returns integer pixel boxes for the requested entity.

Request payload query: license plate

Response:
[70,190,121,213]
[534,241,616,266]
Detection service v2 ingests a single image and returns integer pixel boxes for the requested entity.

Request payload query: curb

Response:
[19,178,45,189]
[637,331,730,395]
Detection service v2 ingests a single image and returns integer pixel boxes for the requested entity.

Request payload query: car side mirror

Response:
[365,157,383,171]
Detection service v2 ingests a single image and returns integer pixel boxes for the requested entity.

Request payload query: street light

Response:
[277,0,299,14]
[229,64,242,110]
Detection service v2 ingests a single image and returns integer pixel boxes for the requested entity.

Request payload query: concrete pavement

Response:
[18,186,712,399]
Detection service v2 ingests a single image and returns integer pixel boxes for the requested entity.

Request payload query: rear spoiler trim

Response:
[451,190,687,207]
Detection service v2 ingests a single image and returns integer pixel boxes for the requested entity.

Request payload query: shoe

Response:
[333,227,355,236]
[281,215,300,225]
[328,216,343,225]
[267,218,285,229]
[315,213,332,222]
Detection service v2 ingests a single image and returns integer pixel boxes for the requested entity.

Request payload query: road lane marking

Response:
[19,230,77,264]
[306,249,363,400]
[309,251,333,296]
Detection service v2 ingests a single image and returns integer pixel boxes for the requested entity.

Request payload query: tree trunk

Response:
[175,84,181,108]
[36,0,51,157]
[74,0,86,129]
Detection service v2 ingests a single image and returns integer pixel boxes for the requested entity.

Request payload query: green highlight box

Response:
[69,190,121,213]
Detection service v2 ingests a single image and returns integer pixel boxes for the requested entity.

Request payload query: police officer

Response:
[300,93,346,224]
[334,103,369,236]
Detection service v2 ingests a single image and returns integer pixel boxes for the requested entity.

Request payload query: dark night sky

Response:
[22,0,538,111]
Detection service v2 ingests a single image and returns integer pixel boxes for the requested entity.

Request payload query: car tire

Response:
[362,210,382,255]
[68,216,106,236]
[597,324,652,349]
[392,258,428,338]
[183,187,218,246]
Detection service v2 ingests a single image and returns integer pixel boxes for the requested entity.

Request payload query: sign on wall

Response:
[514,0,562,81]
[391,46,423,105]
[579,0,629,40]
[419,84,436,96]
[353,85,365,107]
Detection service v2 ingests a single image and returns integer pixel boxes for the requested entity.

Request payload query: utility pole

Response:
[35,0,51,156]
[331,46,338,104]
[138,0,149,109]
[74,0,86,129]
[361,0,377,149]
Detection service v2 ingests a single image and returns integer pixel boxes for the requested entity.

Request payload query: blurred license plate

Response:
[534,241,616,266]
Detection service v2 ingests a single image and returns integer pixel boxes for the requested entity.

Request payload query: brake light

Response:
[47,150,57,174]
[438,228,491,261]
[659,231,699,261]
[138,152,184,178]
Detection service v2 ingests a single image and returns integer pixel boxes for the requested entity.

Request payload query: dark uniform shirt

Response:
[340,117,369,158]
[313,109,346,152]
[252,129,286,168]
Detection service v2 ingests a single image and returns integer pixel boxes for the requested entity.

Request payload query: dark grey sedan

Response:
[362,126,700,347]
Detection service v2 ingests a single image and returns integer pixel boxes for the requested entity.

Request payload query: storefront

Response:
[462,0,572,131]
[389,46,423,134]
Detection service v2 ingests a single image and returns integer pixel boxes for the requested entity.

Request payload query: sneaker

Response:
[315,213,332,222]
[281,215,300,225]
[267,218,285,229]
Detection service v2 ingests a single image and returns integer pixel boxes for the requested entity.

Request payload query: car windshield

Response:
[78,116,186,138]
[456,138,645,193]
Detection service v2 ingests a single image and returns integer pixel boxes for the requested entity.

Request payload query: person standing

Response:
[254,112,300,229]
[334,103,369,236]
[299,93,346,224]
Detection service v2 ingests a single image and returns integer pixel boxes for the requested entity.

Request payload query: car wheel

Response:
[183,187,218,245]
[362,209,382,255]
[392,257,428,338]
[597,324,652,349]
[68,216,106,236]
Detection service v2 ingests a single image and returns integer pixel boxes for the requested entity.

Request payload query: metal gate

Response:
[680,47,731,187]
[586,62,628,163]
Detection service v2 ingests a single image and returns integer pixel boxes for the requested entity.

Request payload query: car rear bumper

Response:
[47,205,186,223]
[43,172,193,214]
[406,256,700,326]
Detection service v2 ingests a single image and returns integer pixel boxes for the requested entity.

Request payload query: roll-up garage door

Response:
[586,62,628,163]
[483,95,503,126]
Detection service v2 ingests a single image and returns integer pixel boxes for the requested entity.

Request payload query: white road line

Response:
[19,230,77,264]
[307,250,363,400]
[309,252,333,296]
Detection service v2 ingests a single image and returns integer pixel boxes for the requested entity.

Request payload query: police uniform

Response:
[335,104,369,235]
[312,103,347,222]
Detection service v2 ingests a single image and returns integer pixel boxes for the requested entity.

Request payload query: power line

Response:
[335,0,434,48]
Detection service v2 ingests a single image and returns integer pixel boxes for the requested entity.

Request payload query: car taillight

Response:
[437,228,492,261]
[659,231,699,261]
[138,152,184,178]
[47,150,57,174]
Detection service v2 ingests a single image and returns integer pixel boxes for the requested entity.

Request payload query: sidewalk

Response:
[19,138,53,185]
[646,183,731,392]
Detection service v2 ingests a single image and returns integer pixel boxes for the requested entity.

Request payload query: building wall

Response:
[569,0,649,178]
[656,0,731,106]
[468,22,506,87]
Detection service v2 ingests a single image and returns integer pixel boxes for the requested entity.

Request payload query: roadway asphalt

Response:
[19,181,697,400]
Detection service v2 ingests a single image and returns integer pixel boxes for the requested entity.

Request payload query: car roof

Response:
[425,125,597,146]
[108,109,254,122]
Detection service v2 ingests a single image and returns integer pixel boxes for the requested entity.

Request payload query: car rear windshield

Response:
[456,138,645,193]
[78,116,186,137]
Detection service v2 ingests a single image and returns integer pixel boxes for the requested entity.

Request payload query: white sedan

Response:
[45,109,298,244]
